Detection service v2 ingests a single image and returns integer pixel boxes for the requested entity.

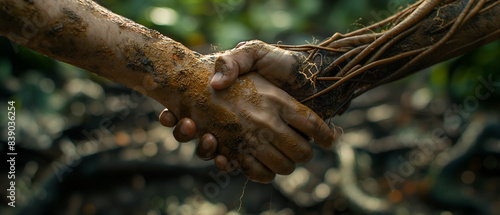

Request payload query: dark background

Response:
[1,0,500,214]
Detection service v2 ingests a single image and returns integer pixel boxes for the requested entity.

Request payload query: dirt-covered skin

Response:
[211,40,340,118]
[0,0,334,183]
[169,0,500,173]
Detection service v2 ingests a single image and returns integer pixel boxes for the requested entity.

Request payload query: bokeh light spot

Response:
[150,7,178,26]
[388,190,403,203]
[461,170,475,185]
[143,142,158,157]
[71,101,86,117]
[39,78,55,93]
[313,183,331,200]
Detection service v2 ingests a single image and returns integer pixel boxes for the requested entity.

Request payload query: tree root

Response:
[276,0,500,119]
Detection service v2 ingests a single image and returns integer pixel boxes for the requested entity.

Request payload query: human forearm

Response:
[0,0,205,114]
[0,0,336,183]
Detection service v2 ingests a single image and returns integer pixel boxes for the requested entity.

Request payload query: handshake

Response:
[157,40,338,183]
[9,0,490,185]
[0,0,339,184]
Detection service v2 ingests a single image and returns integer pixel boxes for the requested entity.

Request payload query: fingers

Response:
[213,142,294,181]
[197,134,218,161]
[159,108,178,127]
[271,126,314,164]
[241,154,275,184]
[159,109,220,160]
[214,155,236,172]
[159,109,197,142]
[281,100,336,150]
[173,118,197,142]
[251,144,296,175]
[159,102,296,183]
[249,96,314,164]
[214,154,275,183]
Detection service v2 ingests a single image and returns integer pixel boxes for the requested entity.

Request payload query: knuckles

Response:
[243,39,266,48]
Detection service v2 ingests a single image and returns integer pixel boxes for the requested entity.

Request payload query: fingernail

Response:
[200,138,211,151]
[212,72,223,83]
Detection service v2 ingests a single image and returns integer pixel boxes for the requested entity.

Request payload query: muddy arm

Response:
[0,0,335,183]
[0,0,210,116]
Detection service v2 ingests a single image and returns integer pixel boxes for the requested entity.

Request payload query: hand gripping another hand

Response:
[160,40,336,183]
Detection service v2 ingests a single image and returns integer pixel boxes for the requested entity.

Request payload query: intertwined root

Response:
[276,0,500,119]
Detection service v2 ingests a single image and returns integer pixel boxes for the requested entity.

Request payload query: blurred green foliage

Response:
[430,41,500,103]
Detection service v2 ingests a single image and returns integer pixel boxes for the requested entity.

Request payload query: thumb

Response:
[211,41,267,89]
[210,55,243,90]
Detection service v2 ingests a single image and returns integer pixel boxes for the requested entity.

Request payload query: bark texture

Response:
[284,0,500,118]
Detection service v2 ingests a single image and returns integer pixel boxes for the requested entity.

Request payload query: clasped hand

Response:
[160,41,336,183]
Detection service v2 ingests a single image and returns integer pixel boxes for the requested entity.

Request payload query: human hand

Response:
[160,44,334,182]
[210,40,311,95]
[204,73,335,183]
[159,109,262,172]
[160,75,335,179]
[160,39,312,142]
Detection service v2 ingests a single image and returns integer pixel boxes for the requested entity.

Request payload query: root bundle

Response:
[276,0,500,118]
